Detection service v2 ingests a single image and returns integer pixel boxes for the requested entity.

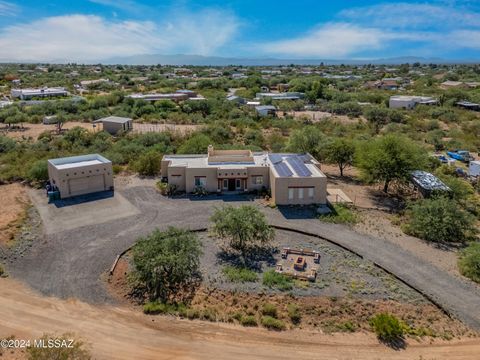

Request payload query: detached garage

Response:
[47,154,114,199]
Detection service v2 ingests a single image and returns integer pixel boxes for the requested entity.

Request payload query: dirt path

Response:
[0,184,29,244]
[1,278,479,360]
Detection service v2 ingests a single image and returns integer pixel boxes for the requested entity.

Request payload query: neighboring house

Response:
[79,79,111,89]
[440,81,466,89]
[389,95,438,109]
[226,95,246,104]
[11,87,68,100]
[127,93,188,102]
[456,101,480,111]
[47,154,114,199]
[364,79,399,90]
[256,92,305,100]
[255,105,277,117]
[93,116,133,135]
[161,145,327,205]
[231,73,248,79]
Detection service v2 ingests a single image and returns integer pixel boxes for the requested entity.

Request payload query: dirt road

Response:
[1,278,479,360]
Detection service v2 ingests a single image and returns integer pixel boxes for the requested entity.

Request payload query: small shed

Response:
[255,105,277,117]
[94,116,133,135]
[411,170,450,198]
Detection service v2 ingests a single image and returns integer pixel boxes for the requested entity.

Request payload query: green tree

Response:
[365,107,390,134]
[325,138,355,176]
[356,135,427,193]
[458,242,480,283]
[286,126,328,160]
[133,151,161,176]
[177,133,213,154]
[404,196,476,243]
[0,135,16,153]
[132,227,202,302]
[210,205,274,259]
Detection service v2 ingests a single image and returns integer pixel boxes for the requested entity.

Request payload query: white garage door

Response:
[68,175,105,197]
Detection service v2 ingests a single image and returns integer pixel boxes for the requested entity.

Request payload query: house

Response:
[11,87,68,100]
[47,154,114,199]
[256,92,305,100]
[93,116,133,135]
[161,146,327,205]
[79,79,111,89]
[127,93,189,102]
[456,101,480,111]
[226,95,246,104]
[389,95,438,109]
[255,105,277,117]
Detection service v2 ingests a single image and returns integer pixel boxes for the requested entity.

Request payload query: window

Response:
[194,177,206,188]
[223,179,228,189]
[298,188,304,200]
[236,179,241,189]
[308,188,314,199]
[252,176,263,185]
[288,188,294,200]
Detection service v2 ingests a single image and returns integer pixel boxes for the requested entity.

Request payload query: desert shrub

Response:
[261,316,286,330]
[0,135,16,153]
[27,160,48,183]
[156,181,177,196]
[404,196,476,243]
[287,304,301,324]
[240,315,258,327]
[222,266,258,283]
[261,303,278,318]
[133,150,162,176]
[370,313,404,342]
[319,203,358,224]
[143,301,186,315]
[112,164,123,174]
[458,242,480,283]
[27,333,91,360]
[262,270,293,291]
[0,264,4,277]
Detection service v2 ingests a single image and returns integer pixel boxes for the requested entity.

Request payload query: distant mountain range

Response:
[103,54,477,66]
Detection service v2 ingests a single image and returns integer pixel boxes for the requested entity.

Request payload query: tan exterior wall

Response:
[271,173,327,205]
[185,167,219,193]
[167,166,186,191]
[246,166,270,191]
[48,162,114,199]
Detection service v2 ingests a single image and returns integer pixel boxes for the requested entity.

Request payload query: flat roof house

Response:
[161,146,327,205]
[11,87,68,100]
[93,116,133,135]
[389,95,438,109]
[48,154,114,199]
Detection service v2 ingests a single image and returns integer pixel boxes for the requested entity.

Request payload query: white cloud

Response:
[260,2,480,58]
[261,23,387,58]
[0,1,18,16]
[0,11,239,62]
[89,0,149,14]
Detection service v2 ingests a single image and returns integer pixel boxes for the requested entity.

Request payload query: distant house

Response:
[255,105,277,117]
[226,95,246,104]
[389,95,438,109]
[11,87,68,100]
[364,79,399,90]
[456,101,480,111]
[256,92,305,101]
[80,79,111,89]
[94,116,133,135]
[440,81,466,89]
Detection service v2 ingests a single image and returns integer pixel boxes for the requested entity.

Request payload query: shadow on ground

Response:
[51,191,114,208]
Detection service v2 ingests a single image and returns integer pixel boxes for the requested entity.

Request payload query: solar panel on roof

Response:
[274,162,293,177]
[268,154,283,164]
[286,156,312,177]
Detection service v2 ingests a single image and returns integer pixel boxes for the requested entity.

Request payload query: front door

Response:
[228,179,236,191]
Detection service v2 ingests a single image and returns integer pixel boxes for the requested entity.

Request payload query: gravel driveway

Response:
[4,183,480,330]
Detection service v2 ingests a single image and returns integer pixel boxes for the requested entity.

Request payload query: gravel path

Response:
[4,185,480,330]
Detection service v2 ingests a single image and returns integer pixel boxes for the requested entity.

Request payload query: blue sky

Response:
[0,0,480,62]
